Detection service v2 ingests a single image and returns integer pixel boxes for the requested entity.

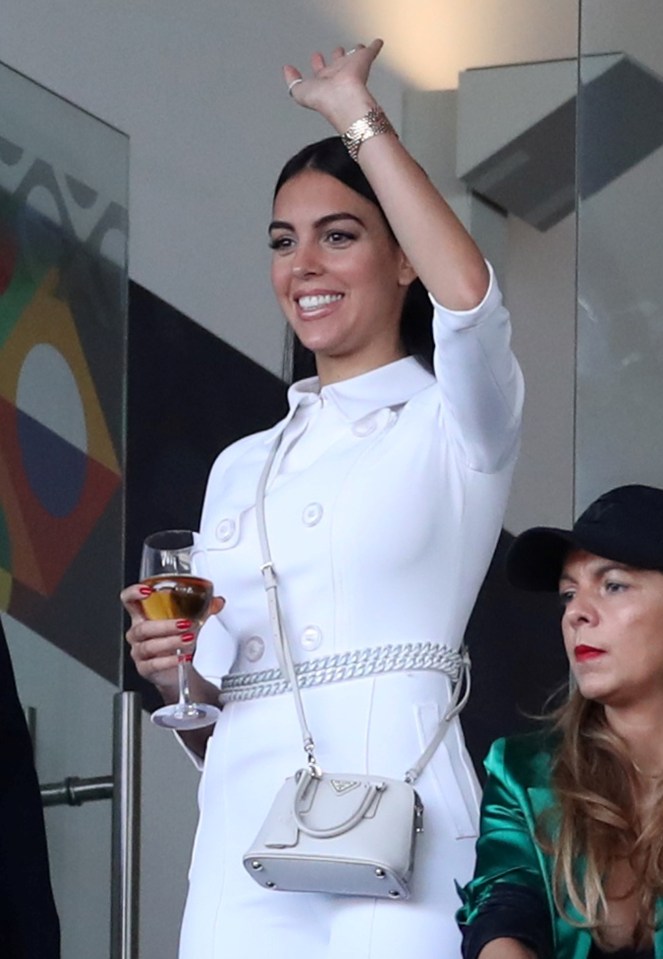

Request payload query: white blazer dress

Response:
[179,265,524,959]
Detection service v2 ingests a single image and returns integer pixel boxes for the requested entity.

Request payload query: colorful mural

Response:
[0,123,128,684]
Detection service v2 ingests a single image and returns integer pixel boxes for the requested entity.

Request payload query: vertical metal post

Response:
[111,691,141,959]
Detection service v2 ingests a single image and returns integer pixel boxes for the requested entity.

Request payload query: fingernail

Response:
[139,586,153,596]
[180,632,195,643]
[182,653,194,663]
[176,619,192,629]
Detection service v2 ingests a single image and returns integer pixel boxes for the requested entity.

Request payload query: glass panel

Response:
[0,58,128,959]
[576,1,663,509]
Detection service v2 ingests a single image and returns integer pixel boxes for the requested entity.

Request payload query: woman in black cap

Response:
[457,484,663,959]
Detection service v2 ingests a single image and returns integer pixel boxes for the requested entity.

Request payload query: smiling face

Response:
[269,169,416,384]
[559,548,663,711]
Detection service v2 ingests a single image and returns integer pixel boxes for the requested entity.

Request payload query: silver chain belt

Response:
[219,641,467,705]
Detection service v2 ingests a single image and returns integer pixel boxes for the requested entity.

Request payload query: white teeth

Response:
[298,293,342,310]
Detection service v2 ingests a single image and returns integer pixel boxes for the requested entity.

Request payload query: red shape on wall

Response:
[0,396,121,598]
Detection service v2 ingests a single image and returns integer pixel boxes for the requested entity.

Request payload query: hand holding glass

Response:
[140,529,220,729]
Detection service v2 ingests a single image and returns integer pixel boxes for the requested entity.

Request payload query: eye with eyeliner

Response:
[604,580,628,594]
[268,234,295,252]
[324,229,356,246]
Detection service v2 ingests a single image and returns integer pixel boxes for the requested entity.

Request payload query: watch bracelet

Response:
[341,107,396,162]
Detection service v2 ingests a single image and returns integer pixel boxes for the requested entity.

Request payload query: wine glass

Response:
[140,529,221,730]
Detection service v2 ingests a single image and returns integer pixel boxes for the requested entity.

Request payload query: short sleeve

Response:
[430,263,524,472]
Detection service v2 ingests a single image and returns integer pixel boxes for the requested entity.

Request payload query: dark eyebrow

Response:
[268,212,365,234]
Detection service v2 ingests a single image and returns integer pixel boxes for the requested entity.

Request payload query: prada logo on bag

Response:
[330,779,360,794]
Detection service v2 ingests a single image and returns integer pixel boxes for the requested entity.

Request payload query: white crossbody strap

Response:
[255,433,470,784]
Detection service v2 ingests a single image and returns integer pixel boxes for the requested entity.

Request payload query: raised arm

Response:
[284,39,488,310]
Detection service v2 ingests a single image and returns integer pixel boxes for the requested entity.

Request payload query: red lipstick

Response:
[574,644,604,662]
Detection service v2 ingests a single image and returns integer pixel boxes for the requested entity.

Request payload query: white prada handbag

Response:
[241,434,470,900]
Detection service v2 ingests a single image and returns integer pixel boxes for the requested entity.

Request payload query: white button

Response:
[302,503,323,526]
[352,416,377,437]
[243,636,265,663]
[301,625,323,651]
[216,519,236,542]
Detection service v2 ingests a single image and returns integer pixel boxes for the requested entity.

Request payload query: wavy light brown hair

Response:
[537,689,663,949]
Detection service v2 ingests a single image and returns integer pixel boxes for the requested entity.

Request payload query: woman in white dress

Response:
[123,39,524,959]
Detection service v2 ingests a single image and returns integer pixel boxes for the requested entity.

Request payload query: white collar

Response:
[285,357,434,422]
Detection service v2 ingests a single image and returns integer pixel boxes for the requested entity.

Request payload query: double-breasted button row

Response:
[216,518,236,542]
[242,636,265,662]
[302,502,323,526]
[300,625,322,651]
[351,409,399,438]
[238,626,324,663]
[216,504,324,543]
[352,415,377,437]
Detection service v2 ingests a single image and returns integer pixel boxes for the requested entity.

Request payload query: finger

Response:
[209,596,225,616]
[136,651,182,682]
[283,64,301,86]
[131,632,187,662]
[127,618,188,647]
[366,38,384,61]
[310,51,326,72]
[120,583,151,606]
[128,631,196,676]
[120,583,152,624]
[331,46,345,61]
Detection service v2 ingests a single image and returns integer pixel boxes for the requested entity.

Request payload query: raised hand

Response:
[283,40,383,130]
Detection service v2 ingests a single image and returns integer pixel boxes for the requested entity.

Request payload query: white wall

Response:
[0,0,580,377]
[0,0,406,375]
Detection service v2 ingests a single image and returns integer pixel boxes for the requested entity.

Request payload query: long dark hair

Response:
[273,136,434,382]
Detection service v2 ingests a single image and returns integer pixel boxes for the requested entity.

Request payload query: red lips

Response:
[574,644,605,662]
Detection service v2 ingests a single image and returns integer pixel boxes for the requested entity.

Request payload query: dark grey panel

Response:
[124,282,288,704]
[461,55,663,231]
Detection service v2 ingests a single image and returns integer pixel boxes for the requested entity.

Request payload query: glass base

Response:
[151,702,221,730]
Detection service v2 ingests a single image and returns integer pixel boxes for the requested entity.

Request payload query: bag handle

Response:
[255,432,469,784]
[292,768,385,838]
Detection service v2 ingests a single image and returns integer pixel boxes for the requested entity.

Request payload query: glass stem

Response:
[177,653,193,707]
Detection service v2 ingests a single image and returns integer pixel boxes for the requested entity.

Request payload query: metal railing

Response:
[40,691,141,959]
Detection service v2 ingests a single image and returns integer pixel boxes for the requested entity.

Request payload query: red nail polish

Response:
[139,586,153,596]
[180,633,195,643]
[176,619,192,629]
[181,653,194,663]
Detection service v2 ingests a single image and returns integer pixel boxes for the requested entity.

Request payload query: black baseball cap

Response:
[506,484,663,592]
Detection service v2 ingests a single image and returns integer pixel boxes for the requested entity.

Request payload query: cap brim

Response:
[506,527,577,591]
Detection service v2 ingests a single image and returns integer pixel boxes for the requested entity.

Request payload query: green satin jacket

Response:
[456,732,663,959]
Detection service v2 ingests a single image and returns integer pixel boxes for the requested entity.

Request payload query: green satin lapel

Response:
[525,786,594,959]
[526,785,555,820]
